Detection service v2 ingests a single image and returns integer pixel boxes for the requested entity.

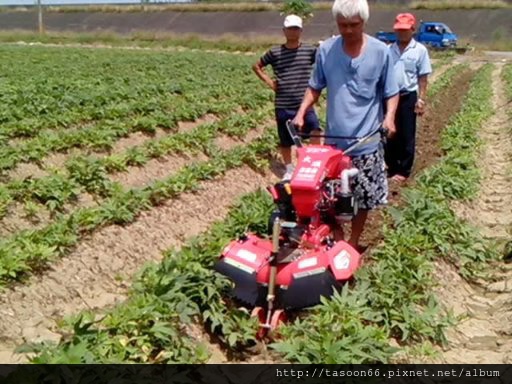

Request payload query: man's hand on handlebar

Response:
[382,115,396,138]
[292,114,305,131]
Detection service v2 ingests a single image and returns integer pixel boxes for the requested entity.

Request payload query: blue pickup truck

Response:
[375,21,458,48]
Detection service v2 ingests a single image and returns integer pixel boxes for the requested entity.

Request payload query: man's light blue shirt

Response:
[309,35,399,156]
[389,38,432,93]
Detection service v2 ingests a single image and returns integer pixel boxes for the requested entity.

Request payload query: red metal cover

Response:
[221,235,272,274]
[289,145,345,217]
[221,235,361,286]
[291,145,343,188]
[327,241,362,281]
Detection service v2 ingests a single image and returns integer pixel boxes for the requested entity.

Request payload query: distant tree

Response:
[280,0,314,21]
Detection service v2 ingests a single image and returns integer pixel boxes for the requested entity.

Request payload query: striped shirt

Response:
[260,43,317,109]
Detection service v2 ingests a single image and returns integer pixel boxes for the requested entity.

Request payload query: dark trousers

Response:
[385,91,417,178]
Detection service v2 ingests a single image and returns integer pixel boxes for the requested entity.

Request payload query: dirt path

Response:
[432,63,512,363]
[430,62,450,83]
[0,165,277,363]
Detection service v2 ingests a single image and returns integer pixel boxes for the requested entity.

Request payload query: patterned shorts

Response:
[350,148,388,210]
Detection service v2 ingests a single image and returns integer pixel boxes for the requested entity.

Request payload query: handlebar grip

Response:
[286,120,303,148]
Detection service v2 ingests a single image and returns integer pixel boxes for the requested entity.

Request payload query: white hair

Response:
[332,0,369,23]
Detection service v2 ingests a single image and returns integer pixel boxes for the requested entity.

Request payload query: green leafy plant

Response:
[23,189,275,363]
[280,0,314,20]
[0,130,275,285]
[270,64,499,363]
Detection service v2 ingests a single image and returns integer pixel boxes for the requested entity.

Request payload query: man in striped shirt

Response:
[253,14,321,180]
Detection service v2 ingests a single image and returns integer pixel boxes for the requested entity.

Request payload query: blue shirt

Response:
[309,35,399,156]
[389,39,432,93]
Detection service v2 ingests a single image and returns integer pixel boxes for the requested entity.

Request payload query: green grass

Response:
[1,28,511,54]
[0,1,405,14]
[429,50,457,65]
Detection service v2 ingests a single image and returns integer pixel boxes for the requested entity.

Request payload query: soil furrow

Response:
[360,68,476,249]
[0,165,277,363]
[109,153,206,189]
[4,114,219,183]
[434,63,512,364]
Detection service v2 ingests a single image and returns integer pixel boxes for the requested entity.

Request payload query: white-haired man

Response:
[293,0,399,252]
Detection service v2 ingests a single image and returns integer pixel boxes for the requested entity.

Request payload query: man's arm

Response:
[418,75,428,100]
[415,47,432,116]
[292,87,321,129]
[383,94,399,136]
[381,50,400,137]
[415,74,428,115]
[252,59,276,91]
[293,48,325,128]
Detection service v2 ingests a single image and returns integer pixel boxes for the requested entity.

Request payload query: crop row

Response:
[0,104,272,220]
[23,188,274,363]
[20,64,493,364]
[0,46,267,138]
[426,63,466,97]
[0,125,276,285]
[0,88,270,173]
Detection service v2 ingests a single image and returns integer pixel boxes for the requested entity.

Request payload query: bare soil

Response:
[109,129,168,155]
[430,63,512,363]
[0,192,98,239]
[6,162,48,182]
[429,62,451,83]
[0,165,277,363]
[177,113,218,133]
[214,123,269,151]
[111,120,267,189]
[0,202,51,238]
[109,153,207,189]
